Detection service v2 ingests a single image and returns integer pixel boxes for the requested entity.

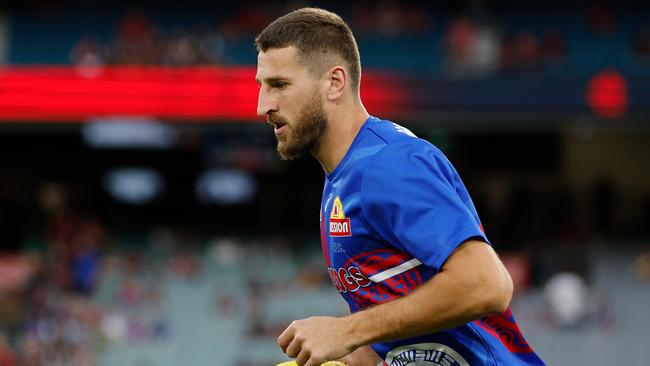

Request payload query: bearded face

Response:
[269,89,328,160]
[256,47,330,160]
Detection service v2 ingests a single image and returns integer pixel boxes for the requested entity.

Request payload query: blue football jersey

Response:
[319,116,544,365]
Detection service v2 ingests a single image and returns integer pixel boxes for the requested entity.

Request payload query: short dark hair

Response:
[255,7,362,93]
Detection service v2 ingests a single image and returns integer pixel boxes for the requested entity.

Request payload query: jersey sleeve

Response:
[361,140,488,271]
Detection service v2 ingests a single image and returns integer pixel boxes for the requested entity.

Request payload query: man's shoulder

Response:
[341,117,446,187]
[364,116,419,144]
[362,117,442,166]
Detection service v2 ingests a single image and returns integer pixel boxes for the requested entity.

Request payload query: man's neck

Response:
[313,104,369,174]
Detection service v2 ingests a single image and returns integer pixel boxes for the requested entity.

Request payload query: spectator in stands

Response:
[444,16,478,76]
[471,24,500,75]
[501,31,542,73]
[375,0,405,37]
[196,24,226,64]
[544,271,589,328]
[542,29,568,67]
[402,3,433,34]
[70,36,107,77]
[444,15,500,78]
[633,26,650,62]
[586,4,616,37]
[109,11,163,65]
[221,4,274,39]
[353,0,431,37]
[634,246,650,281]
[164,30,202,66]
[351,2,374,35]
[0,333,16,366]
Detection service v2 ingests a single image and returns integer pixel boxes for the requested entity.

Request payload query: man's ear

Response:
[327,66,346,101]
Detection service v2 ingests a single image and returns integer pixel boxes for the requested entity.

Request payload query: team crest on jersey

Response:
[329,196,351,237]
[385,343,469,366]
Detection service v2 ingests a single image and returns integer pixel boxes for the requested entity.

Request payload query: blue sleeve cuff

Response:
[429,225,490,271]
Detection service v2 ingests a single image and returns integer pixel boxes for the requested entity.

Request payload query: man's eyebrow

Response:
[257,76,290,84]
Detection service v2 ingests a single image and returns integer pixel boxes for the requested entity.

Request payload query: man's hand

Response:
[278,316,357,366]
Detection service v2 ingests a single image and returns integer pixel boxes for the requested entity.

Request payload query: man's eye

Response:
[274,82,288,89]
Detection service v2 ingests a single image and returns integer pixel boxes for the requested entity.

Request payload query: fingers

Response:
[297,350,327,366]
[285,336,302,358]
[295,348,310,366]
[278,317,348,366]
[280,325,319,366]
[278,323,296,353]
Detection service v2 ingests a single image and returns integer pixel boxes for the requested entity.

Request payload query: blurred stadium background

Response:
[0,0,649,365]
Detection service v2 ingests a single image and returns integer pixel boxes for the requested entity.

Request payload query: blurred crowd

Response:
[71,11,227,68]
[64,1,650,76]
[0,174,648,365]
[0,180,334,365]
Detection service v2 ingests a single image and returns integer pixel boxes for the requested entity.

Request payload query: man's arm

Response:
[278,240,513,366]
[346,240,513,344]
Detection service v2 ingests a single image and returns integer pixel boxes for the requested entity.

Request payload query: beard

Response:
[270,91,328,161]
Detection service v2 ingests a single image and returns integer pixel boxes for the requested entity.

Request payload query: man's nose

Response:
[257,88,278,117]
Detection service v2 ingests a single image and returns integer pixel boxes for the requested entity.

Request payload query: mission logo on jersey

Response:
[329,196,352,237]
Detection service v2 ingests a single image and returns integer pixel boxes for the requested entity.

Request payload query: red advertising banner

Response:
[0,66,406,122]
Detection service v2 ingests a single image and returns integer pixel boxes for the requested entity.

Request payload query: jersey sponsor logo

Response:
[385,343,469,366]
[329,196,351,237]
[327,265,371,293]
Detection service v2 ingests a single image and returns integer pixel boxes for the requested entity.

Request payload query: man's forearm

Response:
[342,240,513,348]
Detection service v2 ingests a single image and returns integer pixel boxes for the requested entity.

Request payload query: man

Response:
[255,7,545,366]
